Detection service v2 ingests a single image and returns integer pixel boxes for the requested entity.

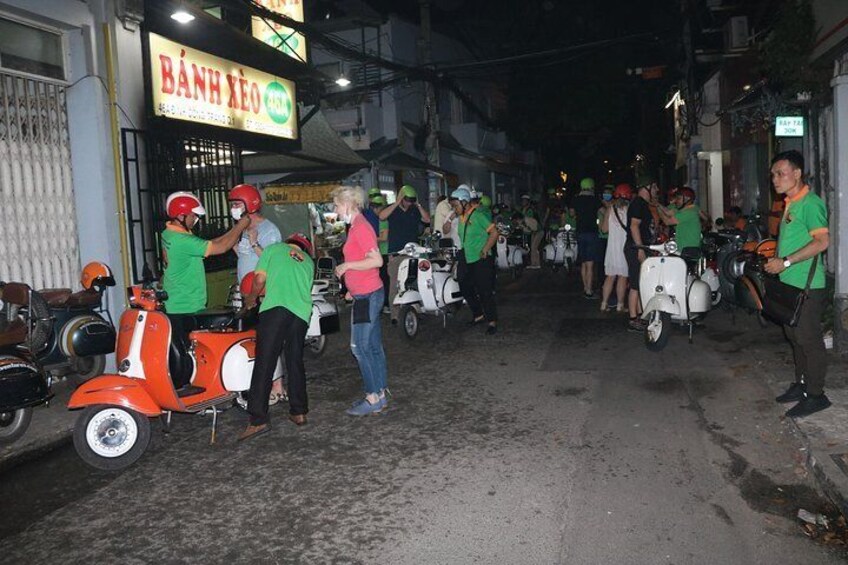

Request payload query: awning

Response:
[358,138,455,176]
[243,105,367,174]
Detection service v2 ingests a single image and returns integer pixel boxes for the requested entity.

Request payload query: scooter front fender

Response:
[68,375,161,416]
[642,295,682,320]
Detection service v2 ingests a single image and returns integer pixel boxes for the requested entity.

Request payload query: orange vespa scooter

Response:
[68,285,275,470]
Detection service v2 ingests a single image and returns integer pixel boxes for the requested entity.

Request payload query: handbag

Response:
[760,256,817,327]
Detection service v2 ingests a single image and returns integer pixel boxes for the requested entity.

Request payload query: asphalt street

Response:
[0,270,845,564]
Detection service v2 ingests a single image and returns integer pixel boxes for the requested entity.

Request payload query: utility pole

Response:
[418,0,441,213]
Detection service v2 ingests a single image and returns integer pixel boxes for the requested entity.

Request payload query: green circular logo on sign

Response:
[264,81,292,125]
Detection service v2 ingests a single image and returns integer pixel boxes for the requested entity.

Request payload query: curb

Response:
[791,418,848,517]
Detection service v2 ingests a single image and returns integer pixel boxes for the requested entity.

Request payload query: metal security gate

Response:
[121,128,242,283]
[0,71,79,289]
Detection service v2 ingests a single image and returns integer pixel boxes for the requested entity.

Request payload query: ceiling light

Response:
[171,9,195,24]
[742,84,751,91]
[335,75,351,87]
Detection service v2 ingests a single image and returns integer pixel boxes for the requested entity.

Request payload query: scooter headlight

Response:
[564,224,572,231]
[418,260,431,271]
[664,240,679,254]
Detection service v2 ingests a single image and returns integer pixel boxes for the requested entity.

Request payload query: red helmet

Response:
[613,183,633,200]
[285,233,313,257]
[80,261,115,290]
[239,271,265,297]
[166,192,205,219]
[678,186,696,202]
[228,184,261,214]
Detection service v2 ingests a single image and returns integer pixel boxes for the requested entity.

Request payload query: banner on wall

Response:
[148,33,298,140]
[265,184,336,204]
[251,0,307,63]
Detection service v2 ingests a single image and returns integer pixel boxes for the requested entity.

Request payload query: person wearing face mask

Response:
[161,191,250,389]
[333,186,388,416]
[229,184,282,285]
[378,185,431,324]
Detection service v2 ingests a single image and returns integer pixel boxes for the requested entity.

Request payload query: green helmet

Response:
[400,185,417,199]
[480,195,492,208]
[580,177,595,190]
[370,195,386,205]
[367,187,381,197]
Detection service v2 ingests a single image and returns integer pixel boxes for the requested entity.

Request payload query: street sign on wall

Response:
[775,116,804,137]
[251,0,307,63]
[148,33,298,141]
[265,184,335,204]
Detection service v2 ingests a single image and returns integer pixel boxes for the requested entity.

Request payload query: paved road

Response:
[0,271,845,564]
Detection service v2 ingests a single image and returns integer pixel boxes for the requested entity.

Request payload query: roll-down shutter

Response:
[0,71,79,289]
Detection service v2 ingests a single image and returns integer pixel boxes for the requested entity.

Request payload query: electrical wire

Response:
[66,73,138,129]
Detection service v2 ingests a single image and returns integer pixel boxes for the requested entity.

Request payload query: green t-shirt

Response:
[255,243,314,323]
[161,228,210,314]
[378,219,389,256]
[460,206,494,264]
[674,205,702,250]
[778,189,827,289]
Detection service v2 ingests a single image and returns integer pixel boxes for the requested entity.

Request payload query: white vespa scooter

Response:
[542,224,578,272]
[494,221,528,278]
[638,240,712,351]
[393,239,464,339]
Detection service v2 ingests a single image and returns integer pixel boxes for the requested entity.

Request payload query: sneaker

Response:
[583,292,596,300]
[785,393,831,418]
[627,319,645,333]
[382,306,391,315]
[346,397,385,416]
[775,382,805,404]
[600,302,608,312]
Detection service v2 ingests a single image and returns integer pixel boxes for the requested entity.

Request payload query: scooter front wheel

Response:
[74,405,151,471]
[0,408,33,444]
[644,311,671,352]
[400,305,419,340]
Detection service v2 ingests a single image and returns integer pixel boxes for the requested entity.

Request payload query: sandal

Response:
[269,390,288,406]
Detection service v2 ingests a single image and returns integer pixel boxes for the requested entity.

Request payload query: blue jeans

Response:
[350,288,388,394]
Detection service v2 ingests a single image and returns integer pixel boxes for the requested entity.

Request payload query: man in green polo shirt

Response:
[240,233,315,441]
[452,186,498,335]
[764,150,830,419]
[656,187,704,255]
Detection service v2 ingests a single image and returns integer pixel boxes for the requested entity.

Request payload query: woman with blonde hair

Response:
[333,186,389,416]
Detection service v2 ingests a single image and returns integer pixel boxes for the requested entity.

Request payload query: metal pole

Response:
[831,57,848,356]
[418,0,440,215]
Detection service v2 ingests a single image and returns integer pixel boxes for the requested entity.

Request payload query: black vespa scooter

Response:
[33,262,117,386]
[0,282,52,444]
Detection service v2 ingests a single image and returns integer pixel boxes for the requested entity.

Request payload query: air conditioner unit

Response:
[724,16,748,50]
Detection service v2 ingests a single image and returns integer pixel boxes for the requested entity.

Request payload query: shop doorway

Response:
[121,128,243,283]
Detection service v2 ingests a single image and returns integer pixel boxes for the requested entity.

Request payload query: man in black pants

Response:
[451,186,499,335]
[239,233,315,441]
[764,150,831,418]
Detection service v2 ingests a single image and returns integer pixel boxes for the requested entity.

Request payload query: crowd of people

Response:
[156,148,831,442]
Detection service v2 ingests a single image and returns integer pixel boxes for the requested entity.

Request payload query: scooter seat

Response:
[186,309,236,330]
[65,290,102,308]
[39,288,72,307]
[0,319,27,348]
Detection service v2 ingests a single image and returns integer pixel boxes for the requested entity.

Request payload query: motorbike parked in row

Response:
[0,282,52,444]
[543,224,578,273]
[638,240,713,351]
[33,262,117,386]
[68,284,281,470]
[494,221,528,278]
[393,237,464,339]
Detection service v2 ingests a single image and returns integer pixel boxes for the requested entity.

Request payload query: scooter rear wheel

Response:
[74,405,151,471]
[644,311,671,352]
[0,408,32,445]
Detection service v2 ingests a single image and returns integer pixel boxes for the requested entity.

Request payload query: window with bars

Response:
[0,16,65,81]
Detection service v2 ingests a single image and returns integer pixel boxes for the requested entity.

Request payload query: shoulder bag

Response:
[760,256,817,327]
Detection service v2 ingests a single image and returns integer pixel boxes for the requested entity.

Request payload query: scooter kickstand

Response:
[161,411,172,434]
[210,405,218,445]
[688,322,694,344]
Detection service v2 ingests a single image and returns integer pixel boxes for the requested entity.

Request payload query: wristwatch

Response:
[252,243,262,251]
[782,257,792,268]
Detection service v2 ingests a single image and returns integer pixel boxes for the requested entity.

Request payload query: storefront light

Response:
[335,75,351,87]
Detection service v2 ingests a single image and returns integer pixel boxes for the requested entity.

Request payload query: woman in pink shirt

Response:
[333,186,389,416]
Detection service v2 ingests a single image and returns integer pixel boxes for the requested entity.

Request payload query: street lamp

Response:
[171,3,195,24]
[335,75,351,87]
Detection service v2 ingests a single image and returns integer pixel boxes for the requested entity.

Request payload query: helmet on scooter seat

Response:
[613,183,633,200]
[81,262,115,290]
[166,192,205,219]
[451,187,472,202]
[228,184,262,213]
[285,232,314,257]
[239,271,265,297]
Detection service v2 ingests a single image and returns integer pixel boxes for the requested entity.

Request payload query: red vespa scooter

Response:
[68,285,275,471]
